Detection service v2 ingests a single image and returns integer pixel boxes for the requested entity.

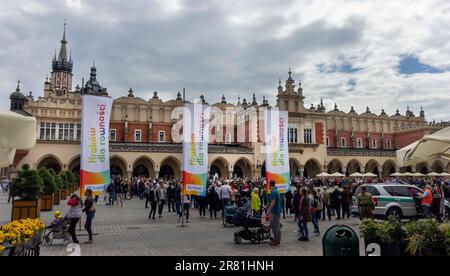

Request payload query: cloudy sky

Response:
[1,0,450,121]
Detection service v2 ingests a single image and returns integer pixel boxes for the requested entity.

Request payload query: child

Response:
[49,211,63,228]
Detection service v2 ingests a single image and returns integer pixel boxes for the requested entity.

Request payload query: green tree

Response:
[11,164,43,200]
[48,169,63,191]
[39,167,57,195]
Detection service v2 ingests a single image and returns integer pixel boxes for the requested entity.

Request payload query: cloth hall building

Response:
[3,27,450,180]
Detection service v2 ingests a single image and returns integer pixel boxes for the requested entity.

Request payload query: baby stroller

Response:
[42,217,72,246]
[223,201,250,227]
[233,210,271,244]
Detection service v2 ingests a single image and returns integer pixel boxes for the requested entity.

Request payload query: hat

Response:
[54,211,62,219]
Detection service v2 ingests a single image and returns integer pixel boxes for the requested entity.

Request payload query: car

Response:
[351,183,450,221]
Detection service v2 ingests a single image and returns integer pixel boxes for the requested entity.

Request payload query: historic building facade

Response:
[3,27,450,180]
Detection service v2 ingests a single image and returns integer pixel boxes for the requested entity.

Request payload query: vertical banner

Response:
[80,95,113,196]
[182,103,210,196]
[264,108,290,193]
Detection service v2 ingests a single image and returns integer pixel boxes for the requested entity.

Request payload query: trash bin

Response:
[322,225,360,256]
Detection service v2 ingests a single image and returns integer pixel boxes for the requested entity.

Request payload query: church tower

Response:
[50,23,73,96]
[276,69,306,112]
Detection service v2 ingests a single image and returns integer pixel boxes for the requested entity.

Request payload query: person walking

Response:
[292,184,301,222]
[157,182,167,218]
[267,180,282,246]
[198,194,208,217]
[331,186,342,219]
[175,182,182,216]
[116,180,124,207]
[285,188,293,217]
[357,186,374,220]
[421,185,433,219]
[298,188,312,241]
[322,187,331,220]
[148,184,158,220]
[310,190,320,235]
[251,187,261,216]
[341,186,352,219]
[207,185,220,218]
[67,194,83,244]
[180,193,191,223]
[167,182,175,212]
[82,189,96,244]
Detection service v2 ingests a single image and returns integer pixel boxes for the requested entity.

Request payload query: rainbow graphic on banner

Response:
[80,170,111,195]
[266,172,290,193]
[182,171,208,196]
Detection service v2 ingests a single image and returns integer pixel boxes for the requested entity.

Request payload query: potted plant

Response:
[59,172,69,200]
[9,164,43,221]
[405,219,449,256]
[48,169,62,205]
[359,216,407,256]
[38,168,57,211]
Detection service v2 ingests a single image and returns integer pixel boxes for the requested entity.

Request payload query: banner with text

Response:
[80,95,113,196]
[182,103,210,196]
[264,108,290,193]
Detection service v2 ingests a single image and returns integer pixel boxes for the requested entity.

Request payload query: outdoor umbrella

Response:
[390,172,404,177]
[363,172,377,177]
[349,172,364,177]
[440,172,450,177]
[403,172,414,177]
[330,172,345,177]
[427,172,441,177]
[0,108,36,167]
[412,172,425,177]
[316,172,331,178]
[397,126,450,167]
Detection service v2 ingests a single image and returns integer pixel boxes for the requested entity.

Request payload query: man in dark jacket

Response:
[174,182,182,216]
[291,185,301,221]
[341,186,352,218]
[330,186,342,219]
[167,183,175,212]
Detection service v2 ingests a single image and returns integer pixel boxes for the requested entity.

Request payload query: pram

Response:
[232,206,271,244]
[42,217,71,246]
[223,201,250,227]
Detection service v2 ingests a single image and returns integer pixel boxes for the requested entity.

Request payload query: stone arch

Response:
[304,158,322,178]
[210,157,230,178]
[347,159,363,175]
[110,155,128,178]
[365,159,381,176]
[160,156,182,179]
[67,155,80,178]
[447,162,450,173]
[290,158,301,177]
[132,156,156,178]
[415,162,429,174]
[430,160,445,173]
[327,159,344,174]
[233,157,252,178]
[382,160,397,178]
[36,154,63,174]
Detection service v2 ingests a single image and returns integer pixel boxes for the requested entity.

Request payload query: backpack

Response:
[312,198,319,208]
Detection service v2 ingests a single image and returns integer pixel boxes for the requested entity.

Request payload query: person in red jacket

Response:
[67,194,83,244]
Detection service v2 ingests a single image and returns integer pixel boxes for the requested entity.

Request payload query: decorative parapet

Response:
[327,147,396,157]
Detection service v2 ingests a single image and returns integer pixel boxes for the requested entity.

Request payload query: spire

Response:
[420,106,425,118]
[285,68,295,93]
[277,78,283,93]
[349,106,356,114]
[251,93,258,106]
[53,50,57,62]
[152,91,159,100]
[395,109,400,116]
[58,22,68,62]
[128,88,134,97]
[310,103,316,111]
[221,95,227,104]
[16,80,20,92]
[237,95,241,106]
[334,103,339,111]
[176,91,182,101]
[242,98,248,108]
[366,106,371,113]
[297,81,303,95]
[69,51,72,64]
[288,67,292,80]
[381,109,387,116]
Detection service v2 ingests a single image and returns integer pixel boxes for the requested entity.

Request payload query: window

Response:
[341,137,347,148]
[159,131,165,142]
[355,186,380,196]
[76,124,81,140]
[39,122,56,140]
[288,128,298,143]
[58,123,74,140]
[371,139,377,149]
[386,140,392,149]
[225,133,232,144]
[135,130,142,142]
[110,129,116,141]
[384,186,411,197]
[304,129,312,144]
[326,136,330,147]
[357,138,363,148]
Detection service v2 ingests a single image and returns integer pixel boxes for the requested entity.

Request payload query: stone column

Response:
[155,171,160,179]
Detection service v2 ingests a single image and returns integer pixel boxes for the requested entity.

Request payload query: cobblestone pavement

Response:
[0,192,364,256]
